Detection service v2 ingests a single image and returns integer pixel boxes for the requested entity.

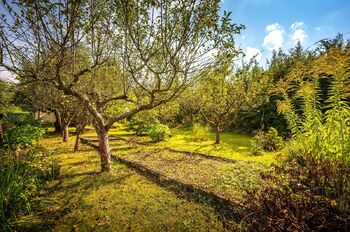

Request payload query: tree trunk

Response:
[73,128,81,153]
[63,124,69,142]
[54,111,62,135]
[97,128,111,172]
[215,127,221,144]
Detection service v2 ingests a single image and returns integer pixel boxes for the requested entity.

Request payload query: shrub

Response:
[4,124,45,148]
[191,123,209,141]
[149,121,171,142]
[126,118,152,136]
[251,127,283,155]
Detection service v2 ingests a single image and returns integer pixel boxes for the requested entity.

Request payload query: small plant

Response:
[149,121,171,142]
[191,123,210,141]
[251,127,283,155]
[4,124,45,148]
[40,160,61,181]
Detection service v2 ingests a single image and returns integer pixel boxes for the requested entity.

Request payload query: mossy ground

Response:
[27,127,279,231]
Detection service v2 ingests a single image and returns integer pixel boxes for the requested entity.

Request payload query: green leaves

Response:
[148,121,171,142]
[5,124,45,149]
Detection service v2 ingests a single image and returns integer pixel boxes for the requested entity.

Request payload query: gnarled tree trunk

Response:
[62,124,69,142]
[97,127,111,172]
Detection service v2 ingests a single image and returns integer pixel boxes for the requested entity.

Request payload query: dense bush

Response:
[251,127,283,155]
[149,121,171,142]
[4,124,45,148]
[0,147,60,230]
[126,118,152,136]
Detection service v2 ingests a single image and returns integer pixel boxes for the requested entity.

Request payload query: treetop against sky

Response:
[221,0,350,65]
[0,0,349,81]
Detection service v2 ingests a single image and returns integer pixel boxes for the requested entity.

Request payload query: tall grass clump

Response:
[191,123,210,141]
[0,150,39,230]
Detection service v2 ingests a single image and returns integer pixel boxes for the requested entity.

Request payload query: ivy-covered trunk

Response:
[62,124,69,142]
[215,127,221,144]
[97,128,111,172]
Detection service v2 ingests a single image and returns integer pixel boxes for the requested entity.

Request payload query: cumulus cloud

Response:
[290,22,304,30]
[289,22,308,44]
[244,47,262,62]
[262,23,284,51]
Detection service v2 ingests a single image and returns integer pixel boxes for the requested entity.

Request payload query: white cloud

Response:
[244,47,262,62]
[290,22,304,30]
[262,23,284,51]
[315,27,321,31]
[291,29,308,43]
[289,22,308,44]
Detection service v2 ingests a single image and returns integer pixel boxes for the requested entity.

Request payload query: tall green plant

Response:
[277,74,350,212]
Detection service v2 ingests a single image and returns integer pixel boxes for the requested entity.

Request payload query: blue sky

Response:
[220,0,350,66]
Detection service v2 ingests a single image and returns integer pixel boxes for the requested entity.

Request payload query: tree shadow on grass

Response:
[28,170,132,231]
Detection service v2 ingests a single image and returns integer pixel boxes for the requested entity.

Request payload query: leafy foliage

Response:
[126,118,152,136]
[148,122,171,142]
[4,124,45,148]
[251,127,284,155]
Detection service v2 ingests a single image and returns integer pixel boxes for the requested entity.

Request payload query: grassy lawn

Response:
[117,148,266,201]
[29,127,280,231]
[29,135,230,231]
[84,126,280,165]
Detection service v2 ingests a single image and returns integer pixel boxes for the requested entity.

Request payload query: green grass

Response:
[118,149,266,201]
[84,126,280,165]
[28,126,281,231]
[28,135,230,231]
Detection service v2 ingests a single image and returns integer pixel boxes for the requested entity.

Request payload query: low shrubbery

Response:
[127,119,171,142]
[251,127,283,155]
[148,121,171,142]
[241,162,349,231]
[4,124,45,149]
[126,118,152,136]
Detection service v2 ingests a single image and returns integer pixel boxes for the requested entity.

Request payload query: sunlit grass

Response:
[28,135,229,231]
[96,126,279,165]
